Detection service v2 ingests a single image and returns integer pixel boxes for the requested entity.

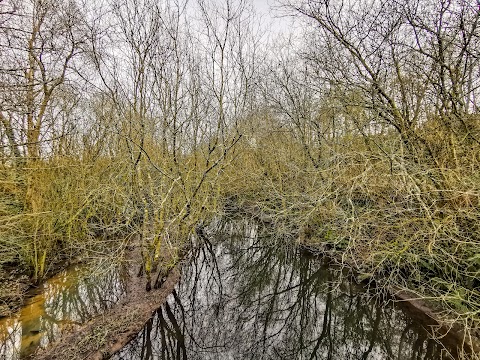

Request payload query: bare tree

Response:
[279,0,480,181]
[0,0,89,163]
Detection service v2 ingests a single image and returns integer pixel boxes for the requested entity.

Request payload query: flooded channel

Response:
[0,263,126,359]
[0,218,463,359]
[115,219,458,360]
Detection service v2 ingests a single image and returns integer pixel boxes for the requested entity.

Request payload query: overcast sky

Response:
[251,0,274,14]
[249,0,297,37]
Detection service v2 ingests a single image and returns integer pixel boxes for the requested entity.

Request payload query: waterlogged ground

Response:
[0,264,126,359]
[115,219,458,360]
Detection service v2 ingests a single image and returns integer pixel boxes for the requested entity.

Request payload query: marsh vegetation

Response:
[0,0,479,358]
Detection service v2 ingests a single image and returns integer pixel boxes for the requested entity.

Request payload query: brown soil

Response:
[0,278,28,318]
[0,257,90,318]
[30,242,183,360]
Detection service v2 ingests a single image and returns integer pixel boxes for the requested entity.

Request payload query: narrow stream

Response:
[0,219,462,359]
[0,263,126,359]
[114,219,458,360]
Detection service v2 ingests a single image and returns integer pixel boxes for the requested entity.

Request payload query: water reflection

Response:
[0,264,126,359]
[115,220,456,360]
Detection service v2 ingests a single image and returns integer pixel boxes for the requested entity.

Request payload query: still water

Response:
[115,219,456,360]
[0,263,126,359]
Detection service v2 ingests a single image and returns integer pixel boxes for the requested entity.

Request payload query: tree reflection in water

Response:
[0,264,126,359]
[115,220,457,360]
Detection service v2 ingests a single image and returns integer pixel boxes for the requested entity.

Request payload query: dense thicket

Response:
[0,0,479,354]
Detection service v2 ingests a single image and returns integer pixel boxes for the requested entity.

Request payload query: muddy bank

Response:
[0,278,28,318]
[296,240,480,356]
[293,237,480,355]
[236,205,480,356]
[392,288,480,355]
[30,242,183,360]
[0,259,82,318]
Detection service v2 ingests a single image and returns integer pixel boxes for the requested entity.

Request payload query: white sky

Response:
[250,0,296,37]
[251,0,274,14]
